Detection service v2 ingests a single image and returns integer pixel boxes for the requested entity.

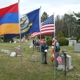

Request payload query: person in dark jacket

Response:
[33,39,36,48]
[41,40,49,64]
[54,40,60,67]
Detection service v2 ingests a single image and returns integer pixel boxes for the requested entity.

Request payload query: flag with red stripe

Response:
[0,3,19,35]
[30,15,54,38]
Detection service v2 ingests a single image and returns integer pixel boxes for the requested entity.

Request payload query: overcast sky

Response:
[0,0,80,17]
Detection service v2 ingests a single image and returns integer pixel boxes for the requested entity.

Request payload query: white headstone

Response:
[74,43,80,52]
[66,55,73,70]
[4,50,7,53]
[57,54,73,71]
[29,41,33,48]
[69,40,76,46]
[10,52,16,57]
[6,50,10,54]
[14,40,16,43]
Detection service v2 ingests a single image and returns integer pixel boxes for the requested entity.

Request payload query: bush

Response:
[57,37,69,46]
[46,39,52,46]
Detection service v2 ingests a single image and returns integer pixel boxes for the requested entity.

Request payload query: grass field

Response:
[0,41,80,80]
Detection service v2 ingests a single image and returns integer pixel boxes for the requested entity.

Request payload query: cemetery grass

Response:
[0,42,80,80]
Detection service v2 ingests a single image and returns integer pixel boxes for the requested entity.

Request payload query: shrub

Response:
[57,37,69,46]
[46,39,52,46]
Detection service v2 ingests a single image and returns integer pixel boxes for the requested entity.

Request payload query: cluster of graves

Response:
[1,47,21,57]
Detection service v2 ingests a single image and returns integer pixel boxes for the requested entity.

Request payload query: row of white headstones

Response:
[1,49,16,57]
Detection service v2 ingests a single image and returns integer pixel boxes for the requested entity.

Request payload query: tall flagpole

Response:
[39,6,41,41]
[18,0,23,80]
[39,6,42,80]
[53,12,56,77]
[39,6,42,61]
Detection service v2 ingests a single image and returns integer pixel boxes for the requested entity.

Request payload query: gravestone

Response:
[57,55,73,71]
[31,55,38,62]
[69,40,76,46]
[6,50,10,54]
[74,43,80,52]
[29,41,33,48]
[66,55,73,70]
[14,40,16,43]
[10,52,16,57]
[14,47,21,56]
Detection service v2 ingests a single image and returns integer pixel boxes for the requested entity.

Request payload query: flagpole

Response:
[39,6,42,56]
[18,0,23,80]
[39,6,42,80]
[39,6,41,39]
[53,12,56,77]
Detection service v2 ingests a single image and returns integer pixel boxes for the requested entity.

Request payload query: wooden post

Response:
[64,53,67,76]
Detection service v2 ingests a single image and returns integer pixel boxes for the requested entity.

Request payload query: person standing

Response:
[54,40,60,67]
[33,39,36,48]
[41,40,49,64]
[39,39,44,45]
[39,39,44,52]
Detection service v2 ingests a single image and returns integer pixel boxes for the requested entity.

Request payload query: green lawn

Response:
[0,41,80,80]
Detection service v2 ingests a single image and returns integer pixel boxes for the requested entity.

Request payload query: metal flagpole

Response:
[39,6,42,57]
[39,6,42,80]
[18,0,23,80]
[53,12,56,77]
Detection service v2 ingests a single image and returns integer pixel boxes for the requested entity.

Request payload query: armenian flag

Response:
[0,3,20,35]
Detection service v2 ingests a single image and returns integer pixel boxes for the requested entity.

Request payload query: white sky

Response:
[0,0,80,17]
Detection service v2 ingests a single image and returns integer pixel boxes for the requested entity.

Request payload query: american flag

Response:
[30,15,55,38]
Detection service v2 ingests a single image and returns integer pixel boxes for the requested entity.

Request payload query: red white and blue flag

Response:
[30,15,54,38]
